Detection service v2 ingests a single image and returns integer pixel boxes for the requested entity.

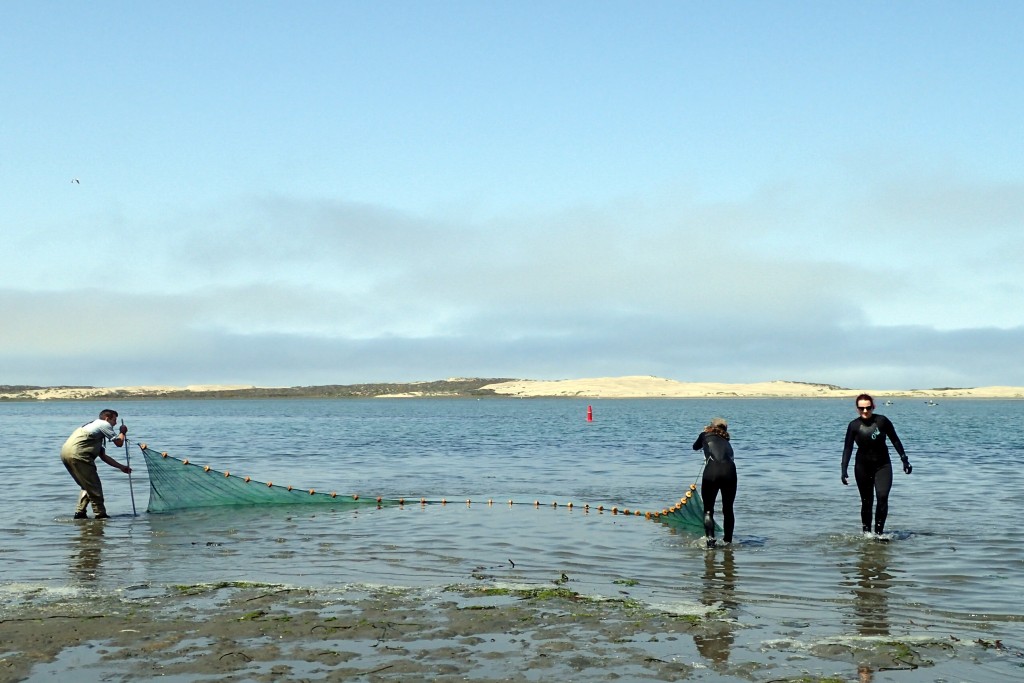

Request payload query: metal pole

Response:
[122,419,137,516]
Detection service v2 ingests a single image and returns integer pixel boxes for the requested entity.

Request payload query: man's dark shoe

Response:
[95,513,110,519]
[73,511,88,519]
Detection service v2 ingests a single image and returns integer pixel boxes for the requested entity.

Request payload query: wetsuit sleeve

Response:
[881,416,907,459]
[692,433,705,451]
[841,421,856,475]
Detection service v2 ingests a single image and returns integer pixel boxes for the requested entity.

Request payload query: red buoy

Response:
[587,405,593,422]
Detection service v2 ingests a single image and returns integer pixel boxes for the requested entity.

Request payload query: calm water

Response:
[2,398,1022,680]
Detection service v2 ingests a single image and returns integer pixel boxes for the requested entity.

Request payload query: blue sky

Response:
[3,1,1023,389]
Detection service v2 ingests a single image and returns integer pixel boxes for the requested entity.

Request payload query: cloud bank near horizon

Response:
[4,176,1022,390]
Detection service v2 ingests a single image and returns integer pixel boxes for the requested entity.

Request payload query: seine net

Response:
[139,444,711,533]
[141,445,388,514]
[654,483,712,531]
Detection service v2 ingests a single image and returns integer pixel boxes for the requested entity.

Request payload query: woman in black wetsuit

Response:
[842,393,912,535]
[693,417,737,547]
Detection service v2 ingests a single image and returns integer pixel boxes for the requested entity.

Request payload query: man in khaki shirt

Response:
[60,409,132,519]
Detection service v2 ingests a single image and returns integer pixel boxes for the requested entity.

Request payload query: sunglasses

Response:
[857,406,874,412]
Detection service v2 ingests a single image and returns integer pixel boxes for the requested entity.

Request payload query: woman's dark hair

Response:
[854,393,874,407]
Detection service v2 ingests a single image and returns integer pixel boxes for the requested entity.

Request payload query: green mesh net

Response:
[140,444,712,533]
[141,445,392,514]
[653,483,711,531]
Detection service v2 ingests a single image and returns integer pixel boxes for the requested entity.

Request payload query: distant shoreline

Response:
[2,376,1022,401]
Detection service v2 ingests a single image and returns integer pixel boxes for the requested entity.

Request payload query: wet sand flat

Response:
[3,581,1017,682]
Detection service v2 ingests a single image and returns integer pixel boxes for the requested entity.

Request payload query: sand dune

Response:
[1,376,1021,401]
[0,385,256,401]
[479,376,1024,399]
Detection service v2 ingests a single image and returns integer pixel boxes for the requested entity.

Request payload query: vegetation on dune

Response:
[0,378,518,401]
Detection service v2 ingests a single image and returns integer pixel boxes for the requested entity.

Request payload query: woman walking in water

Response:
[692,417,737,547]
[842,393,912,536]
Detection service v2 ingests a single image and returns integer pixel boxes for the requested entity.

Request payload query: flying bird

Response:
[71,178,80,184]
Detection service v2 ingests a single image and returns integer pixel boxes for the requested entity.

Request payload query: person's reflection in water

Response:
[70,520,106,582]
[849,541,894,681]
[853,542,893,635]
[693,547,737,667]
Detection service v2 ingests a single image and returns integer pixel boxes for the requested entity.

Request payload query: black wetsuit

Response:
[841,414,907,534]
[693,432,737,543]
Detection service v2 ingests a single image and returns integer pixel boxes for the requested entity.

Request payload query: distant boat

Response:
[925,400,938,406]
[884,400,894,405]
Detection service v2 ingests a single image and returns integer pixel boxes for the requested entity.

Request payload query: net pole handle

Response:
[122,419,137,516]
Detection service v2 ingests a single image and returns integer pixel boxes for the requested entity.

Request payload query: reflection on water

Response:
[852,541,893,636]
[846,540,894,682]
[70,520,106,582]
[693,547,737,666]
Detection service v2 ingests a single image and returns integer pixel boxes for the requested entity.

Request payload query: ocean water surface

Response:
[2,397,1022,681]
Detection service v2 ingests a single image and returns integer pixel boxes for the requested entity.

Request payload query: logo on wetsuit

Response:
[870,427,881,440]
